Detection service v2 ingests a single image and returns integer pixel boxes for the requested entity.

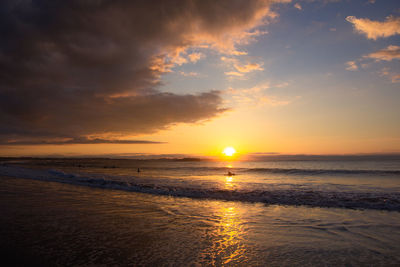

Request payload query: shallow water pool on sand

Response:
[1,176,400,266]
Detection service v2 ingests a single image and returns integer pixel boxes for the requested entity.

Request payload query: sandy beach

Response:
[1,174,400,266]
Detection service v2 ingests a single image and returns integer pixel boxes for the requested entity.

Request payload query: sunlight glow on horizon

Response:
[223,147,236,157]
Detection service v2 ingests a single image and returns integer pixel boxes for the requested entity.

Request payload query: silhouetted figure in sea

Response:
[137,168,141,173]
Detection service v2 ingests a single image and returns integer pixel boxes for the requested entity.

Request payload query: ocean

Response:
[1,156,400,265]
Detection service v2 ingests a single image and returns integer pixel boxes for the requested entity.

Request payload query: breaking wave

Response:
[1,165,399,211]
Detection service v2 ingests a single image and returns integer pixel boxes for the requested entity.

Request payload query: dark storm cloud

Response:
[0,0,283,144]
[1,138,164,145]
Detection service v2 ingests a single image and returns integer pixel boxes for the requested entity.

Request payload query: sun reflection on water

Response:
[218,205,247,264]
[225,176,234,190]
[200,202,248,265]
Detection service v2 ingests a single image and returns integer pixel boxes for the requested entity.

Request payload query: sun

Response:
[223,146,236,157]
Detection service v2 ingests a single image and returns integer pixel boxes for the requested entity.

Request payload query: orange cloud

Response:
[364,45,400,61]
[234,62,264,73]
[220,56,237,63]
[222,56,264,77]
[346,15,400,40]
[345,61,358,71]
[188,52,204,63]
[225,71,244,77]
[179,71,199,77]
[294,3,302,10]
[152,0,290,73]
[391,74,400,83]
[380,67,400,83]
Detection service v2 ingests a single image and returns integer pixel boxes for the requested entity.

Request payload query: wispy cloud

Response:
[188,52,204,63]
[225,71,245,77]
[221,57,264,77]
[346,61,358,71]
[364,45,400,61]
[226,81,293,107]
[179,71,200,77]
[391,74,400,83]
[221,57,237,63]
[346,15,400,40]
[380,67,400,83]
[234,62,264,73]
[294,3,302,10]
[348,45,400,83]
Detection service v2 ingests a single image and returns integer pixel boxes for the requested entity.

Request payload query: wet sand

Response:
[1,176,400,266]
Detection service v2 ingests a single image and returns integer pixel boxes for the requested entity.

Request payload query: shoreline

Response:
[1,163,400,211]
[1,176,400,265]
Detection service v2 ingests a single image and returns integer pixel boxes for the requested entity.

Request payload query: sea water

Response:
[0,156,399,265]
[1,156,400,210]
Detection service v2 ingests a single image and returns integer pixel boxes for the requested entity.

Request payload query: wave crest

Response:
[1,165,399,211]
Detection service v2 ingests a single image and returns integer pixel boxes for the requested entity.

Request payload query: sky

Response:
[0,0,399,157]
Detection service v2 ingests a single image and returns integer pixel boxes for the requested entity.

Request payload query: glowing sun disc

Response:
[223,146,236,156]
